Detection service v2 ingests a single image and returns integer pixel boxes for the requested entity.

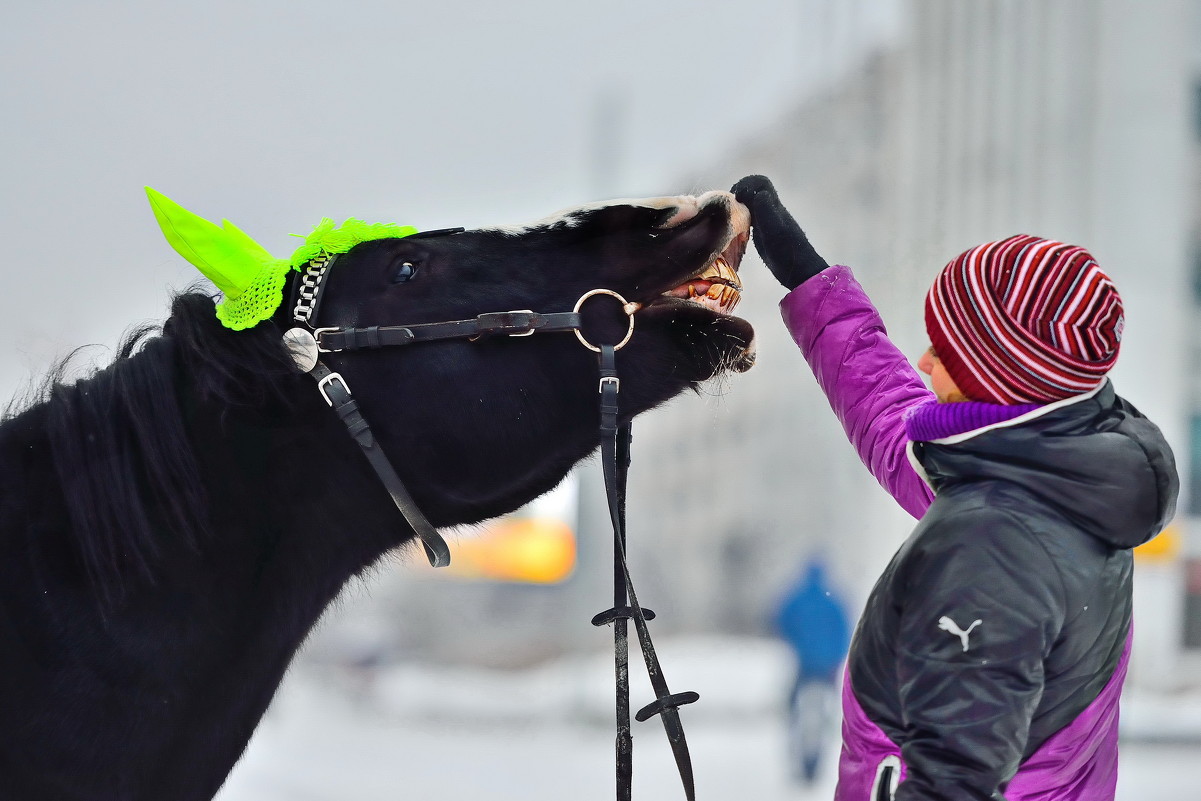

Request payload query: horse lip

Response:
[716,227,750,278]
[639,196,750,314]
[695,193,750,278]
[678,198,751,291]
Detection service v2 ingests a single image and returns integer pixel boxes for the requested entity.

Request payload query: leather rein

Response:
[281,249,699,801]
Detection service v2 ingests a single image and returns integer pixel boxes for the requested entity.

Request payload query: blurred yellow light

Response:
[444,517,576,584]
[1134,523,1180,562]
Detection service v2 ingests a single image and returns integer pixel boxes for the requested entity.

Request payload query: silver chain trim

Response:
[292,254,331,327]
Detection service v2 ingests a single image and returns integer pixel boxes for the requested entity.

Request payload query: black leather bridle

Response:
[281,244,699,800]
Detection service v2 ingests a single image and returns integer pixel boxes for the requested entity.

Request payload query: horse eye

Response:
[391,261,418,283]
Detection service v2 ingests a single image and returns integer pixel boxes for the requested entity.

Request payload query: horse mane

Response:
[12,291,299,606]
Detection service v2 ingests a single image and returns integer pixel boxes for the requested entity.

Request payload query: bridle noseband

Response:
[283,247,699,801]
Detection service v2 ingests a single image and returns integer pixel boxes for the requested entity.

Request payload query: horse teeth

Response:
[678,278,741,314]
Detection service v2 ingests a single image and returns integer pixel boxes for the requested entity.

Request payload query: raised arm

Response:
[732,176,935,518]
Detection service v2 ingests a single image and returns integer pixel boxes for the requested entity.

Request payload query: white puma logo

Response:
[938,615,982,652]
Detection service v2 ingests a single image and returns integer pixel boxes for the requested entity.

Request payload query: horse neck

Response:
[180,351,415,616]
[0,305,423,800]
[39,301,420,630]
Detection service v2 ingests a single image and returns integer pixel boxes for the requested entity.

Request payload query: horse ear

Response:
[145,187,278,298]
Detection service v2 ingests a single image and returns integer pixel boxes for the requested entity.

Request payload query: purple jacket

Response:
[780,266,935,520]
[780,266,1140,801]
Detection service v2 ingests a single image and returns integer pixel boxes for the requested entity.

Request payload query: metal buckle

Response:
[316,371,351,406]
[507,310,537,336]
[312,327,342,352]
[598,375,620,394]
[572,289,639,352]
[476,310,537,337]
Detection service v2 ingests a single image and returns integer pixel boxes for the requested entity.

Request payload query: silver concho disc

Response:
[282,327,320,373]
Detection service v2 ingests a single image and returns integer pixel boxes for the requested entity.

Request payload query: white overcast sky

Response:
[0,0,900,397]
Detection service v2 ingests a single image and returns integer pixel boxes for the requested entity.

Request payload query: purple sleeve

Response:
[779,265,935,519]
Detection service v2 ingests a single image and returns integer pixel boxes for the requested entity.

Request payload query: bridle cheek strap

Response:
[287,252,452,567]
[308,361,452,568]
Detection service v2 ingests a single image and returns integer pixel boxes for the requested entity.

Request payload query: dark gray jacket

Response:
[850,381,1178,799]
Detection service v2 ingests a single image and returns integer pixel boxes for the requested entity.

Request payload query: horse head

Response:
[149,187,754,534]
[293,191,754,528]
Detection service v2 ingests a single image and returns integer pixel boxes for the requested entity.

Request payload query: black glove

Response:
[731,175,828,290]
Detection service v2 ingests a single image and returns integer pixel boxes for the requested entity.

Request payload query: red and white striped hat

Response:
[924,235,1124,404]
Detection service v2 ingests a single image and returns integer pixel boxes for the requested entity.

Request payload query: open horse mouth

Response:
[618,190,755,374]
[657,192,750,316]
[661,240,747,314]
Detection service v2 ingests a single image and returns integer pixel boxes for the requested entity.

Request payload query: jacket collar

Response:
[905,380,1108,488]
[906,381,1107,445]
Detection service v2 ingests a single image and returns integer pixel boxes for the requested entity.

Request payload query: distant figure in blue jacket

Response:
[774,558,850,785]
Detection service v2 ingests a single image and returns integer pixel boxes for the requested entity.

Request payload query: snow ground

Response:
[215,637,1200,801]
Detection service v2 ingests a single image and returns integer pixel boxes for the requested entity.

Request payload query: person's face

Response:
[917,346,968,403]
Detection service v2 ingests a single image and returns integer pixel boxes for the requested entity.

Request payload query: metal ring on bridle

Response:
[572,289,639,352]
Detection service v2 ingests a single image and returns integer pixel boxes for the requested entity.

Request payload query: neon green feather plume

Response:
[145,187,419,331]
[288,218,418,269]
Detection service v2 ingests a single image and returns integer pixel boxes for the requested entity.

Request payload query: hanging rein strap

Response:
[591,343,699,801]
[306,361,452,568]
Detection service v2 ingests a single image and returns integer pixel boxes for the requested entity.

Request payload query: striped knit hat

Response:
[924,234,1124,405]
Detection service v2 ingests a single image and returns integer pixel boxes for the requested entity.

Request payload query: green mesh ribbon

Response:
[146,187,418,330]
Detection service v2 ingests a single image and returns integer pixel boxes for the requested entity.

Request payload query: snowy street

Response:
[216,637,1200,801]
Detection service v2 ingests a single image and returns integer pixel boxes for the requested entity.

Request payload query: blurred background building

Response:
[372,0,1201,695]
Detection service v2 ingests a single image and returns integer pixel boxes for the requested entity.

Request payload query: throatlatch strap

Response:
[309,360,451,568]
[592,345,698,801]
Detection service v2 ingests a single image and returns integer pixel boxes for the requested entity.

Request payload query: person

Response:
[773,558,851,785]
[730,175,1179,801]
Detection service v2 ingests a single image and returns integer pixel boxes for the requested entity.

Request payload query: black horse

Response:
[0,191,753,800]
